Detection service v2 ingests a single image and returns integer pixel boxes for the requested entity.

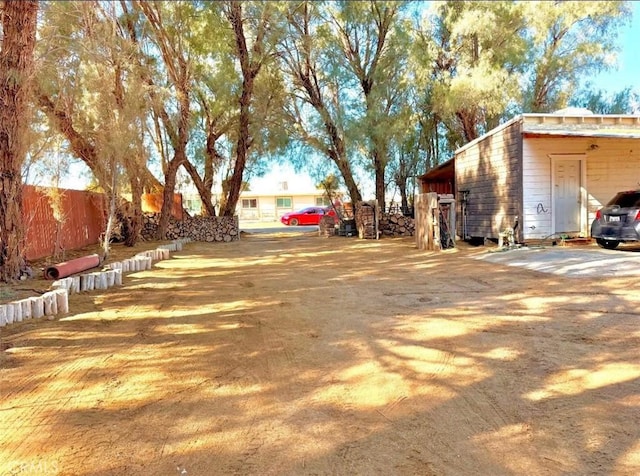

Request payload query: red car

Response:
[280,207,336,226]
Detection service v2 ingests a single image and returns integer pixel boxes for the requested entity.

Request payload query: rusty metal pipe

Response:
[44,254,101,280]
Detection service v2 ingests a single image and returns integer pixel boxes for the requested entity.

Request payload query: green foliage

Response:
[35,1,149,188]
[317,173,341,194]
[26,0,635,213]
[570,85,640,114]
[521,1,632,112]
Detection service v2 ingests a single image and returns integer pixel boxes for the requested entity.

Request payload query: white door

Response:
[554,159,581,233]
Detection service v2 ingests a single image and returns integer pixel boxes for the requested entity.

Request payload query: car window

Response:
[607,192,640,208]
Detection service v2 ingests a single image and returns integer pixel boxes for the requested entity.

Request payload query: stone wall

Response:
[142,213,239,242]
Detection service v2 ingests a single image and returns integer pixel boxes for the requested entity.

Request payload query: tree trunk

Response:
[222,85,252,217]
[399,181,409,214]
[182,160,216,217]
[327,126,361,205]
[373,148,386,208]
[456,109,479,143]
[0,1,38,282]
[157,157,182,239]
[220,1,260,217]
[333,153,362,206]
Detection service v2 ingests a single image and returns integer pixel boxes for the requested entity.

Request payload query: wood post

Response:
[32,296,44,319]
[429,193,440,251]
[415,192,440,250]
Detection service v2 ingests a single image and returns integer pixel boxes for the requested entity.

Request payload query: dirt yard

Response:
[1,231,639,475]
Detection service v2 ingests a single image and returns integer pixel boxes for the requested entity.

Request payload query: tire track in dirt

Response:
[0,301,158,471]
[3,236,640,475]
[0,348,119,468]
[225,308,303,475]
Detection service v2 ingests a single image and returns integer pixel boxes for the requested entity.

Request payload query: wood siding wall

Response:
[522,136,640,240]
[455,122,523,240]
[420,180,454,195]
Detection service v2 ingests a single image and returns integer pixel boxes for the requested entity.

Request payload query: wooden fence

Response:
[141,193,183,220]
[21,187,184,261]
[22,185,107,261]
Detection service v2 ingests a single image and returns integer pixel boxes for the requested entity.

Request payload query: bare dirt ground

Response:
[1,231,640,475]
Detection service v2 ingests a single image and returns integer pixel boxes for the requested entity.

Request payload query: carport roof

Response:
[417,158,454,181]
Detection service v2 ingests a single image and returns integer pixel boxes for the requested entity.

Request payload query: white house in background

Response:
[237,165,333,222]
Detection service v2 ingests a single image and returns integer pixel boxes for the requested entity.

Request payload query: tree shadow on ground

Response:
[1,234,639,475]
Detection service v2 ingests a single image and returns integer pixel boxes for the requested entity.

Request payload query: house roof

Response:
[239,190,324,198]
[418,112,640,183]
[522,114,640,139]
[455,113,640,155]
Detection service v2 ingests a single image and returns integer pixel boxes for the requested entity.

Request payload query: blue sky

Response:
[586,2,640,93]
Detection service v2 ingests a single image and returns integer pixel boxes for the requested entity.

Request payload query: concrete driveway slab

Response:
[474,245,640,277]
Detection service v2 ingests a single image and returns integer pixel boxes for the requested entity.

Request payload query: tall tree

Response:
[427,1,527,144]
[219,1,283,217]
[0,1,38,282]
[35,1,157,249]
[327,0,409,207]
[134,0,194,237]
[182,89,230,216]
[279,1,363,205]
[522,1,631,112]
[185,1,288,217]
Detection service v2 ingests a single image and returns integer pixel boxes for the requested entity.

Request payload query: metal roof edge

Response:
[521,113,640,130]
[521,113,640,120]
[522,130,640,139]
[454,113,640,156]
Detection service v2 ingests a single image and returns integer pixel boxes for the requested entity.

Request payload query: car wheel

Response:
[596,238,620,250]
[289,218,299,226]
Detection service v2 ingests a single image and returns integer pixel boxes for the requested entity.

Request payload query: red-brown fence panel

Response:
[142,193,183,220]
[22,185,107,261]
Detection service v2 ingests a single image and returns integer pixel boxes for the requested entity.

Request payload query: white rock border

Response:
[0,238,191,328]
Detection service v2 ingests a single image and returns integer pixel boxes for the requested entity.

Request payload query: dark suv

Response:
[591,190,640,249]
